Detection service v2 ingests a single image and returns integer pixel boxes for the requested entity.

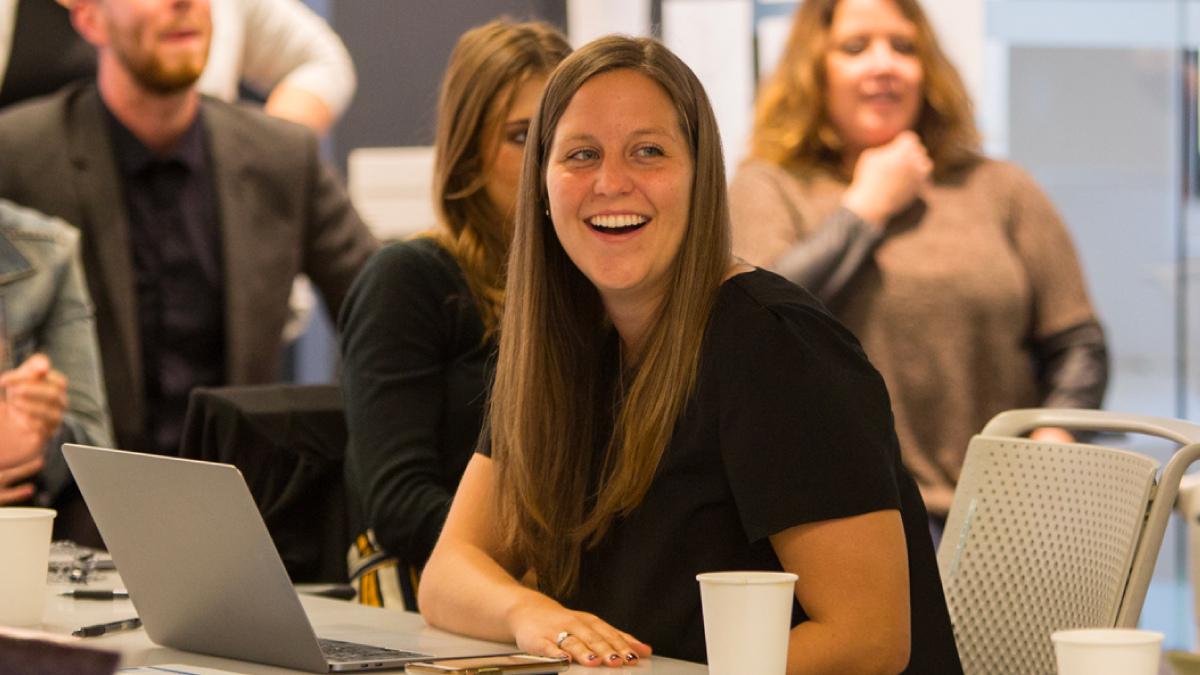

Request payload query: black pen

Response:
[60,589,129,600]
[72,617,142,638]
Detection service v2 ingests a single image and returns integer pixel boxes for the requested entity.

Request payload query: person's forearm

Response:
[419,541,546,643]
[1035,319,1108,409]
[369,486,451,565]
[265,84,335,135]
[785,620,908,675]
[774,206,883,305]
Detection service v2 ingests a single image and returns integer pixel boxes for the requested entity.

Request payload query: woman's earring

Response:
[544,208,551,217]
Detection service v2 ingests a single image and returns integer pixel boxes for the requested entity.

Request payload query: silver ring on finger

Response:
[555,631,573,649]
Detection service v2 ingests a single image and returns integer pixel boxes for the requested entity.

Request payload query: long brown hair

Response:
[489,36,733,598]
[750,0,978,178]
[429,19,570,336]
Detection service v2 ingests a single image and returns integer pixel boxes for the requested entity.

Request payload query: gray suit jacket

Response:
[0,83,377,452]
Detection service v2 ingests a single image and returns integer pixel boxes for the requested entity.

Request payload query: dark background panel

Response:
[329,0,567,173]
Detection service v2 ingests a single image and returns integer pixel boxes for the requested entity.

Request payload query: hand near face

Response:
[0,354,68,505]
[841,130,932,228]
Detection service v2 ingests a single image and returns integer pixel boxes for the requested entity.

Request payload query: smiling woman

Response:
[416,34,963,674]
[730,0,1109,525]
[824,0,923,156]
[545,68,693,345]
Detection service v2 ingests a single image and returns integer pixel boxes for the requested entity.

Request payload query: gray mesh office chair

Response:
[937,409,1200,675]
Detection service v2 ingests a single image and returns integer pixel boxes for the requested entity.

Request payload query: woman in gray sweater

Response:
[730,0,1108,524]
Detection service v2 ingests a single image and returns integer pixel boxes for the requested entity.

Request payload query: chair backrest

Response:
[179,384,349,583]
[938,408,1200,675]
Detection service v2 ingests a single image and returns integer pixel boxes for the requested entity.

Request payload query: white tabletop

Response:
[27,578,708,674]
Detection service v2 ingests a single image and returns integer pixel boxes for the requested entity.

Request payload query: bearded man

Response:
[0,0,377,543]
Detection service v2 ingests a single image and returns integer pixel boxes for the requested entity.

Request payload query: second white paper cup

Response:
[0,507,56,627]
[697,571,797,675]
[1051,628,1163,675]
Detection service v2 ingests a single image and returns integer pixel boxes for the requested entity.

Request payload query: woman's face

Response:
[545,69,693,310]
[823,0,924,154]
[482,74,548,221]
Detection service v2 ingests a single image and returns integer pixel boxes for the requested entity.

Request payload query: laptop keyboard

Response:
[318,637,428,663]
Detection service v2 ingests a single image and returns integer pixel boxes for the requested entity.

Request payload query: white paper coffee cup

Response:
[697,571,797,675]
[1052,628,1163,675]
[0,507,56,626]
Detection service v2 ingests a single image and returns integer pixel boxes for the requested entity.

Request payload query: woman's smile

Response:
[586,212,652,236]
[546,68,693,306]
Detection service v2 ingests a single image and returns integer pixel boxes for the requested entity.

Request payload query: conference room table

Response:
[29,576,709,674]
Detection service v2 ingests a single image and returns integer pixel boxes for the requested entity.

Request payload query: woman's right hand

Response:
[841,130,932,228]
[507,593,653,667]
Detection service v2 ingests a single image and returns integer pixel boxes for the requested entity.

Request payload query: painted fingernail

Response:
[626,653,638,661]
[586,654,597,661]
[607,653,620,662]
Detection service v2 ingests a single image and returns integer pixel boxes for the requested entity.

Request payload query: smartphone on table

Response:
[404,653,569,674]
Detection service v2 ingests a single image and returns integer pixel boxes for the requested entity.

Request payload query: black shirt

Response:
[107,106,225,455]
[488,269,962,672]
[340,238,494,566]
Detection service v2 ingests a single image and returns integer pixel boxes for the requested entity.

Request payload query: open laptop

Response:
[63,443,507,672]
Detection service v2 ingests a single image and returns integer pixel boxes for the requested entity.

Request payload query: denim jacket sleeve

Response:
[0,200,114,504]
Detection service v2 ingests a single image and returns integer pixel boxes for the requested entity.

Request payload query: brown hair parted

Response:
[749,0,979,178]
[429,19,570,337]
[489,35,733,598]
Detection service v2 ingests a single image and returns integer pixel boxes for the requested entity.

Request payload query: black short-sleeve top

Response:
[544,269,961,671]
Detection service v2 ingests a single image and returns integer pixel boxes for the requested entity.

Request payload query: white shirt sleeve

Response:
[198,0,357,118]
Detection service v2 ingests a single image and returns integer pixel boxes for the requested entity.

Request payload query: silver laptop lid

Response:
[63,444,329,672]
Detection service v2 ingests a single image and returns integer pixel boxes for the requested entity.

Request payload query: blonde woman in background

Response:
[339,19,570,609]
[730,0,1108,527]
